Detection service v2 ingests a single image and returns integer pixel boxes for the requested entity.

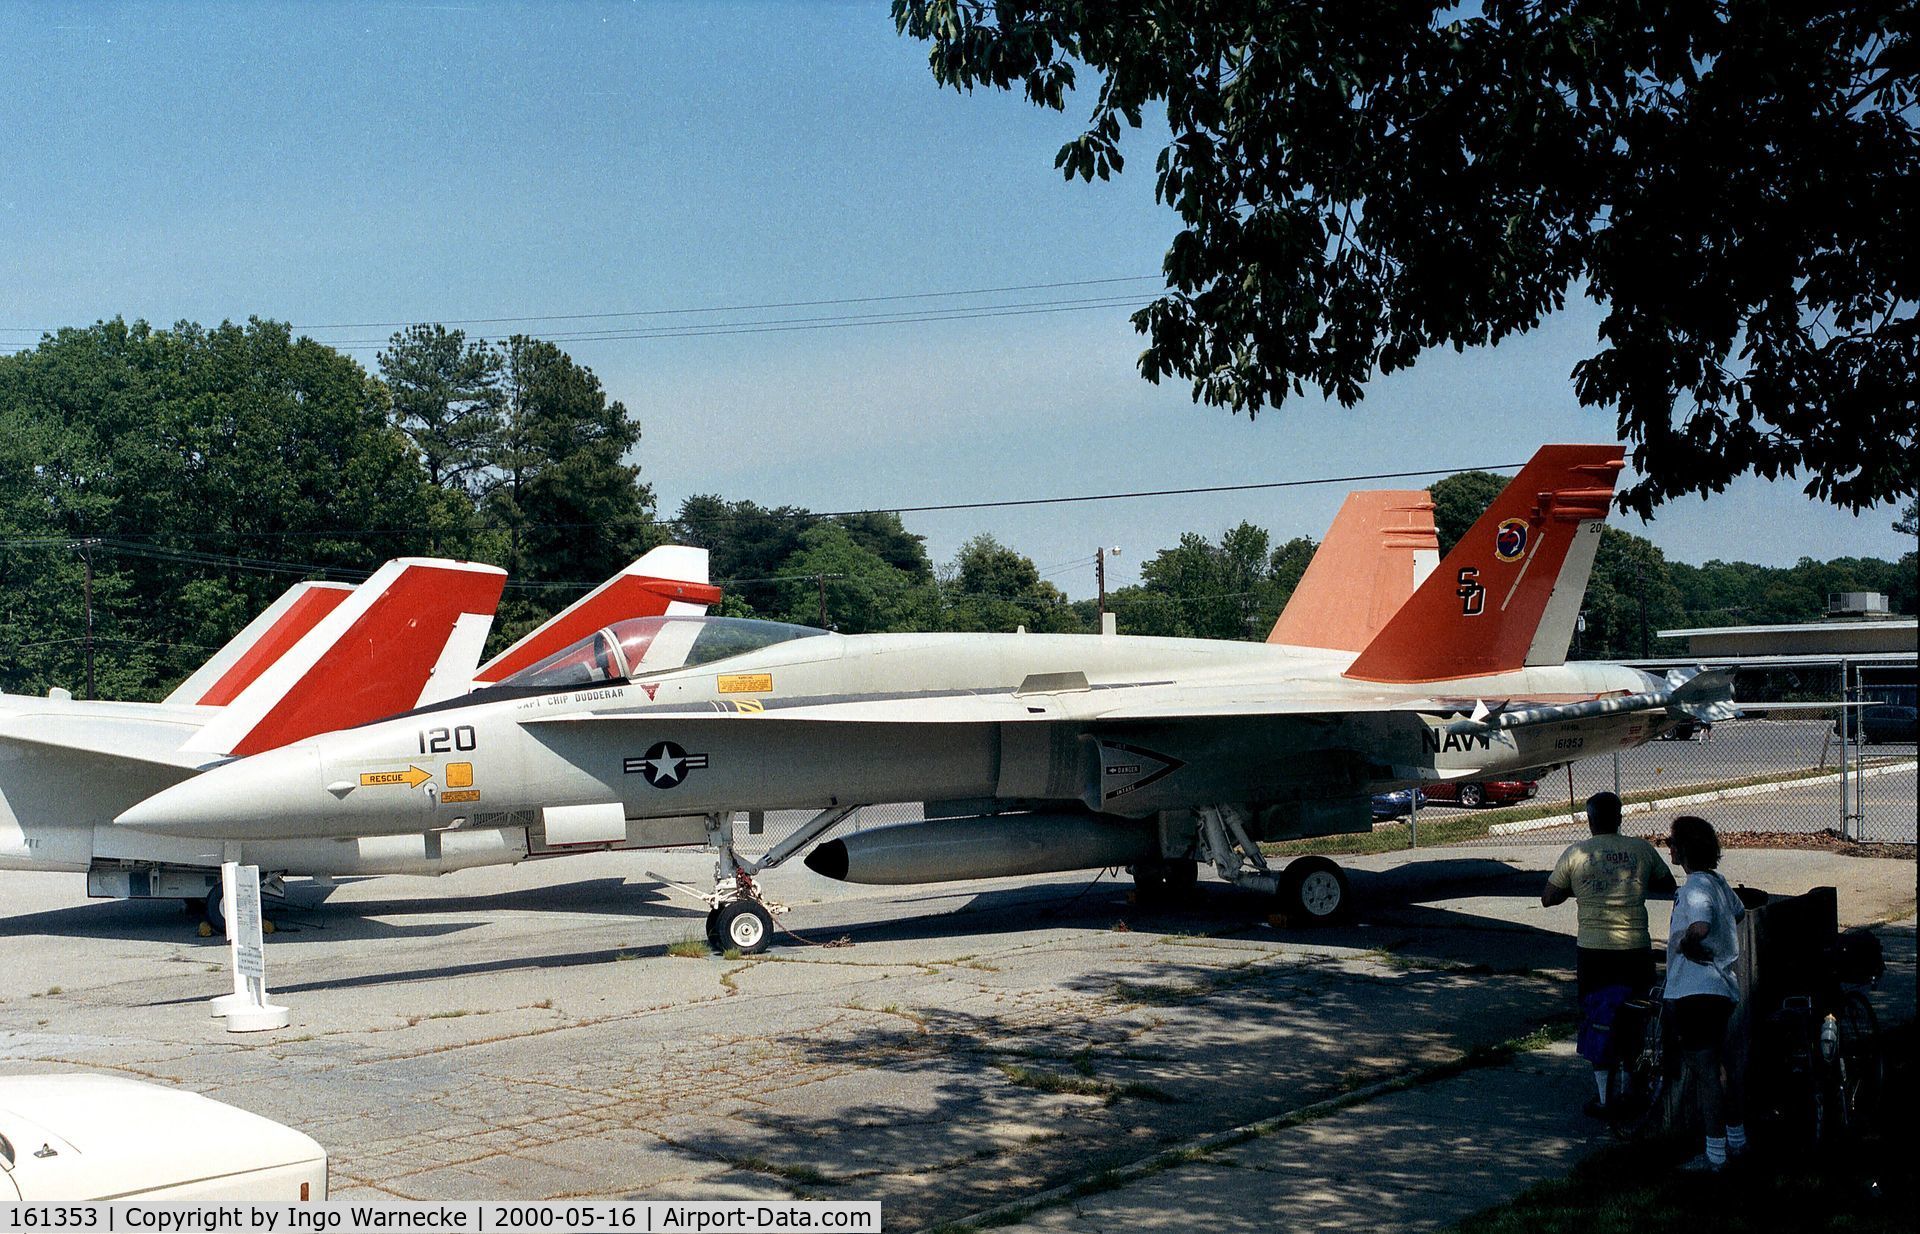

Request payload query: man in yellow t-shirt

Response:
[1542,791,1675,1116]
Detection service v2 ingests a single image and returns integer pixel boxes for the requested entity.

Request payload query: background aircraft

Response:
[119,446,1734,953]
[0,547,718,924]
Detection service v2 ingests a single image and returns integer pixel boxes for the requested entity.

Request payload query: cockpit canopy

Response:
[500,616,828,691]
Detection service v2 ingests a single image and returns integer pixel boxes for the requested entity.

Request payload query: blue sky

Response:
[2,1,1909,598]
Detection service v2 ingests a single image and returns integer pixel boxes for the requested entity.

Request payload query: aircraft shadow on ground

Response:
[796,857,1580,969]
[274,875,687,930]
[2,875,693,946]
[0,897,473,944]
[660,938,1582,1226]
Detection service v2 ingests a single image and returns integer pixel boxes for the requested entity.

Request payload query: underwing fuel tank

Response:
[802,813,1158,886]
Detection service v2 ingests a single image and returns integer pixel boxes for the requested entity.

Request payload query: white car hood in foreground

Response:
[0,1074,325,1200]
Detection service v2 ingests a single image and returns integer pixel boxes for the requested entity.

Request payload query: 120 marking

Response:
[419,724,478,754]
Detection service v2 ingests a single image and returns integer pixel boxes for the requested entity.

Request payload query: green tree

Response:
[1129,521,1308,640]
[942,534,1079,632]
[776,523,938,633]
[672,496,818,616]
[1583,529,1685,658]
[485,335,657,645]
[1428,471,1509,555]
[377,324,501,497]
[895,1,1918,514]
[0,317,444,699]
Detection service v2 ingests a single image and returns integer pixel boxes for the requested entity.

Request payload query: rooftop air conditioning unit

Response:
[1828,592,1891,617]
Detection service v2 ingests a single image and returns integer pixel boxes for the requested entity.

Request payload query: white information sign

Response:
[210,860,288,1032]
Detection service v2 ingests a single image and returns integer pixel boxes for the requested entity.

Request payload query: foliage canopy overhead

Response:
[894,0,1919,515]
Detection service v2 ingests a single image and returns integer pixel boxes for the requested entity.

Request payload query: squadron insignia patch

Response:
[1494,518,1529,562]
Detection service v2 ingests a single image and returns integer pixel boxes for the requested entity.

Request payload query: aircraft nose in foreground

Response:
[115,742,425,839]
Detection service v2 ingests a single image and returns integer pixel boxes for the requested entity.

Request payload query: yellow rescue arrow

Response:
[359,765,433,788]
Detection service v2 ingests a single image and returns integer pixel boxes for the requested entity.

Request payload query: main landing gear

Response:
[1175,805,1351,926]
[654,805,861,955]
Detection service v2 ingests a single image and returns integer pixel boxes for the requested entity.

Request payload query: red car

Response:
[1420,778,1540,808]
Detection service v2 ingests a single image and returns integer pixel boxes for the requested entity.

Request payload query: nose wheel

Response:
[707,900,774,955]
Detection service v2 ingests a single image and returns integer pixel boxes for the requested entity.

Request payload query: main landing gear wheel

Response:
[1278,856,1350,925]
[709,900,774,955]
[1459,783,1486,808]
[203,887,227,934]
[1130,857,1198,907]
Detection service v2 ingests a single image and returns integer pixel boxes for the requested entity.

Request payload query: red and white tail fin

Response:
[1344,445,1624,683]
[184,558,508,757]
[163,581,356,706]
[1267,491,1439,652]
[470,546,721,687]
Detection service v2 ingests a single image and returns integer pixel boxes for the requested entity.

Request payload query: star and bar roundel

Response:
[623,741,709,788]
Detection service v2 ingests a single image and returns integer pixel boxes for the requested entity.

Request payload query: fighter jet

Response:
[117,446,1734,953]
[0,548,719,923]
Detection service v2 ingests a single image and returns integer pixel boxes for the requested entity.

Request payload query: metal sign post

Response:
[209,862,289,1032]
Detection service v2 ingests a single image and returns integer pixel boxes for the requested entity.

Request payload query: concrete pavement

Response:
[2,841,1912,1229]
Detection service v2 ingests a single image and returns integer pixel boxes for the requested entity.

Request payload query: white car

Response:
[0,1075,327,1200]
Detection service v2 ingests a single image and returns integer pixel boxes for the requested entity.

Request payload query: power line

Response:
[0,461,1524,548]
[0,275,1164,336]
[323,296,1154,352]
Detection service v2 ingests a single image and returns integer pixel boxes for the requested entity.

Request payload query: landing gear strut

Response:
[1192,805,1352,926]
[654,805,861,955]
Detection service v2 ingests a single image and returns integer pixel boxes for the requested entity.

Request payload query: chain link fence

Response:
[1434,708,1915,849]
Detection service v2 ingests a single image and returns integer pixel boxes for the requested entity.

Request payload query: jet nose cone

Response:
[116,745,322,837]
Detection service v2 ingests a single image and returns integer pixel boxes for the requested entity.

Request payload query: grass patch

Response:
[426,1008,472,1020]
[1452,1020,1915,1234]
[996,1062,1177,1106]
[665,936,710,959]
[729,1154,834,1186]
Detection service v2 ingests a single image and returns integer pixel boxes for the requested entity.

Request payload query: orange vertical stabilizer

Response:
[1267,491,1438,652]
[1344,445,1625,683]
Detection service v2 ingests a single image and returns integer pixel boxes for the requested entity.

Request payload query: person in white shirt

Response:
[1664,815,1749,1172]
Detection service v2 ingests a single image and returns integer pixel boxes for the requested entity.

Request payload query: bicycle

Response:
[1605,987,1674,1139]
[1755,932,1883,1148]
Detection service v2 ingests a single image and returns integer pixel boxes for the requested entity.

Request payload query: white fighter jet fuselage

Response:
[113,620,1684,847]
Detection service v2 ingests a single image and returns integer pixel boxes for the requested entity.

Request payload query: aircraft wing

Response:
[518,670,1697,728]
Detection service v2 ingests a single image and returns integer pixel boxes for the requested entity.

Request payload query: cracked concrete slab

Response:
[3,843,1911,1229]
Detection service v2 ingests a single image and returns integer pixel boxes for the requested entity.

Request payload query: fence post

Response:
[1839,659,1853,842]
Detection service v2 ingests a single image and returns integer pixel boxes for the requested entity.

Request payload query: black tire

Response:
[1278,856,1349,925]
[1459,783,1486,808]
[1130,857,1198,906]
[704,909,725,953]
[714,901,774,955]
[204,887,226,934]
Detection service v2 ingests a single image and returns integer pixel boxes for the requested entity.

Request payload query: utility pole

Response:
[78,538,99,700]
[1095,546,1122,621]
[817,573,828,629]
